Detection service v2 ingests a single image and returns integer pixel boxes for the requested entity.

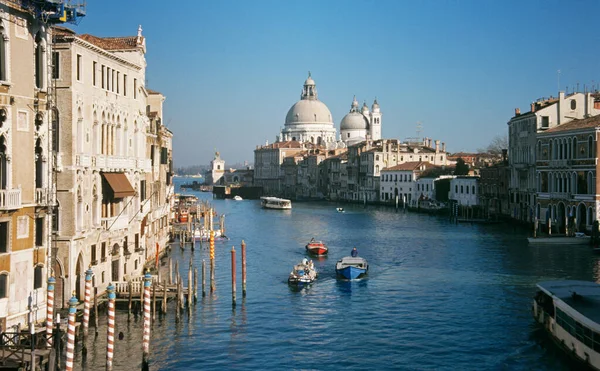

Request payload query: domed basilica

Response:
[277,73,382,148]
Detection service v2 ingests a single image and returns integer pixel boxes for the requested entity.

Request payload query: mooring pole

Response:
[46,276,55,348]
[142,272,152,370]
[107,284,116,370]
[241,240,247,298]
[65,293,78,371]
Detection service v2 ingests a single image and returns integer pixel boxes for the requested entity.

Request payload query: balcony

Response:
[137,159,152,172]
[101,214,130,231]
[76,154,91,167]
[35,188,47,205]
[549,159,568,168]
[0,189,21,210]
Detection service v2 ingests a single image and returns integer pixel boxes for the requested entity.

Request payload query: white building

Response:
[380,162,436,205]
[449,176,480,206]
[278,73,337,145]
[53,25,152,305]
[206,151,225,185]
[508,91,600,222]
[340,96,382,145]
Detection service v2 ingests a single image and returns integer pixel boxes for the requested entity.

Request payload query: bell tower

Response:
[370,99,382,140]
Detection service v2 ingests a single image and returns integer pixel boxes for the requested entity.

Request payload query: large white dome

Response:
[340,111,368,130]
[285,99,333,125]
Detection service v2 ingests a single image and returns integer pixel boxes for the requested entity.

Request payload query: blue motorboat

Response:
[335,256,368,279]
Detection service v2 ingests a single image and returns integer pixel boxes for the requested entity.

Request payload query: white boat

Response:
[233,195,243,201]
[336,207,345,213]
[288,259,317,286]
[528,234,590,245]
[533,280,600,370]
[261,197,292,210]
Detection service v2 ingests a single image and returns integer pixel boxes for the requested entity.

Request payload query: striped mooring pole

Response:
[46,276,55,348]
[65,293,78,371]
[241,240,247,298]
[106,283,116,370]
[83,267,93,338]
[142,272,152,368]
[210,230,215,292]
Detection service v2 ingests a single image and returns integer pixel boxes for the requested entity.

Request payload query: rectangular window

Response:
[76,54,82,81]
[106,67,110,90]
[101,242,107,262]
[135,233,139,251]
[0,222,8,253]
[91,244,97,264]
[134,78,137,99]
[34,266,42,289]
[0,274,7,298]
[541,116,550,129]
[35,217,43,247]
[140,180,146,201]
[124,74,127,96]
[150,145,155,165]
[111,69,115,92]
[101,65,105,88]
[161,148,168,164]
[93,61,97,86]
[116,71,120,93]
[52,52,59,79]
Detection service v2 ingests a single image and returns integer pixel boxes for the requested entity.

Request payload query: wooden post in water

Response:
[128,280,133,320]
[231,246,236,306]
[175,260,179,286]
[395,195,398,212]
[139,279,144,314]
[162,280,167,315]
[202,260,206,297]
[534,217,538,238]
[187,260,193,309]
[142,272,152,370]
[241,240,247,298]
[107,284,116,370]
[548,217,552,236]
[152,279,157,322]
[169,258,173,285]
[46,276,55,348]
[175,275,181,322]
[94,287,99,336]
[83,267,93,353]
[210,230,215,293]
[65,293,78,371]
[194,267,198,303]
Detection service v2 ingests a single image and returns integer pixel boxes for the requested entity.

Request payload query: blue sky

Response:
[74,0,600,167]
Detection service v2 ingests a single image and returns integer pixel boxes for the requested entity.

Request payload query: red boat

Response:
[305,240,328,255]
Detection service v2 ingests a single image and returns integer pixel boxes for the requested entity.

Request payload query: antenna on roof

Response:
[416,121,422,139]
[557,69,561,93]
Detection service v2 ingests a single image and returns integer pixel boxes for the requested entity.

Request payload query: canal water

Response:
[76,178,600,370]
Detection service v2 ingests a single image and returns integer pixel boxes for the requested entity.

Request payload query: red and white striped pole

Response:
[46,276,55,348]
[83,267,93,338]
[65,293,78,371]
[142,272,152,368]
[106,283,116,370]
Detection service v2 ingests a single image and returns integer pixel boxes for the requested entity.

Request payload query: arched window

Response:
[35,138,43,188]
[375,165,379,174]
[0,136,6,190]
[588,136,594,158]
[0,272,7,298]
[34,265,43,289]
[0,24,7,81]
[572,137,577,159]
[472,185,475,194]
[52,108,59,152]
[571,99,577,110]
[35,32,45,89]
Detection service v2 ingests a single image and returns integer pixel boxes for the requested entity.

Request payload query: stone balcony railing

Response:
[35,188,47,205]
[101,214,129,231]
[0,189,21,210]
[76,154,92,167]
[137,159,151,172]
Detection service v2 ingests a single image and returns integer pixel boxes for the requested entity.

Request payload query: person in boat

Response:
[302,258,308,266]
[310,237,315,243]
[351,247,358,257]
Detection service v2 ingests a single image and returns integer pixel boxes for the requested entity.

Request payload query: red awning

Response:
[101,172,136,198]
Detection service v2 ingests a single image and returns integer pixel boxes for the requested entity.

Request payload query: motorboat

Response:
[335,256,368,279]
[288,259,317,286]
[533,280,600,369]
[192,228,227,242]
[261,197,292,210]
[233,195,243,201]
[305,240,328,255]
[336,207,345,213]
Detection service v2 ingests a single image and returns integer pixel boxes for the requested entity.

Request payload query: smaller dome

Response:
[361,102,369,114]
[340,112,369,130]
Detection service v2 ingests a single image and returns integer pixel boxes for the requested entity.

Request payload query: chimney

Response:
[558,91,565,125]
[515,108,520,116]
[442,142,446,152]
[435,140,440,153]
[530,103,535,112]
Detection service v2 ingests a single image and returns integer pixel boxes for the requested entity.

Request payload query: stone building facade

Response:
[0,1,52,329]
[52,26,153,306]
